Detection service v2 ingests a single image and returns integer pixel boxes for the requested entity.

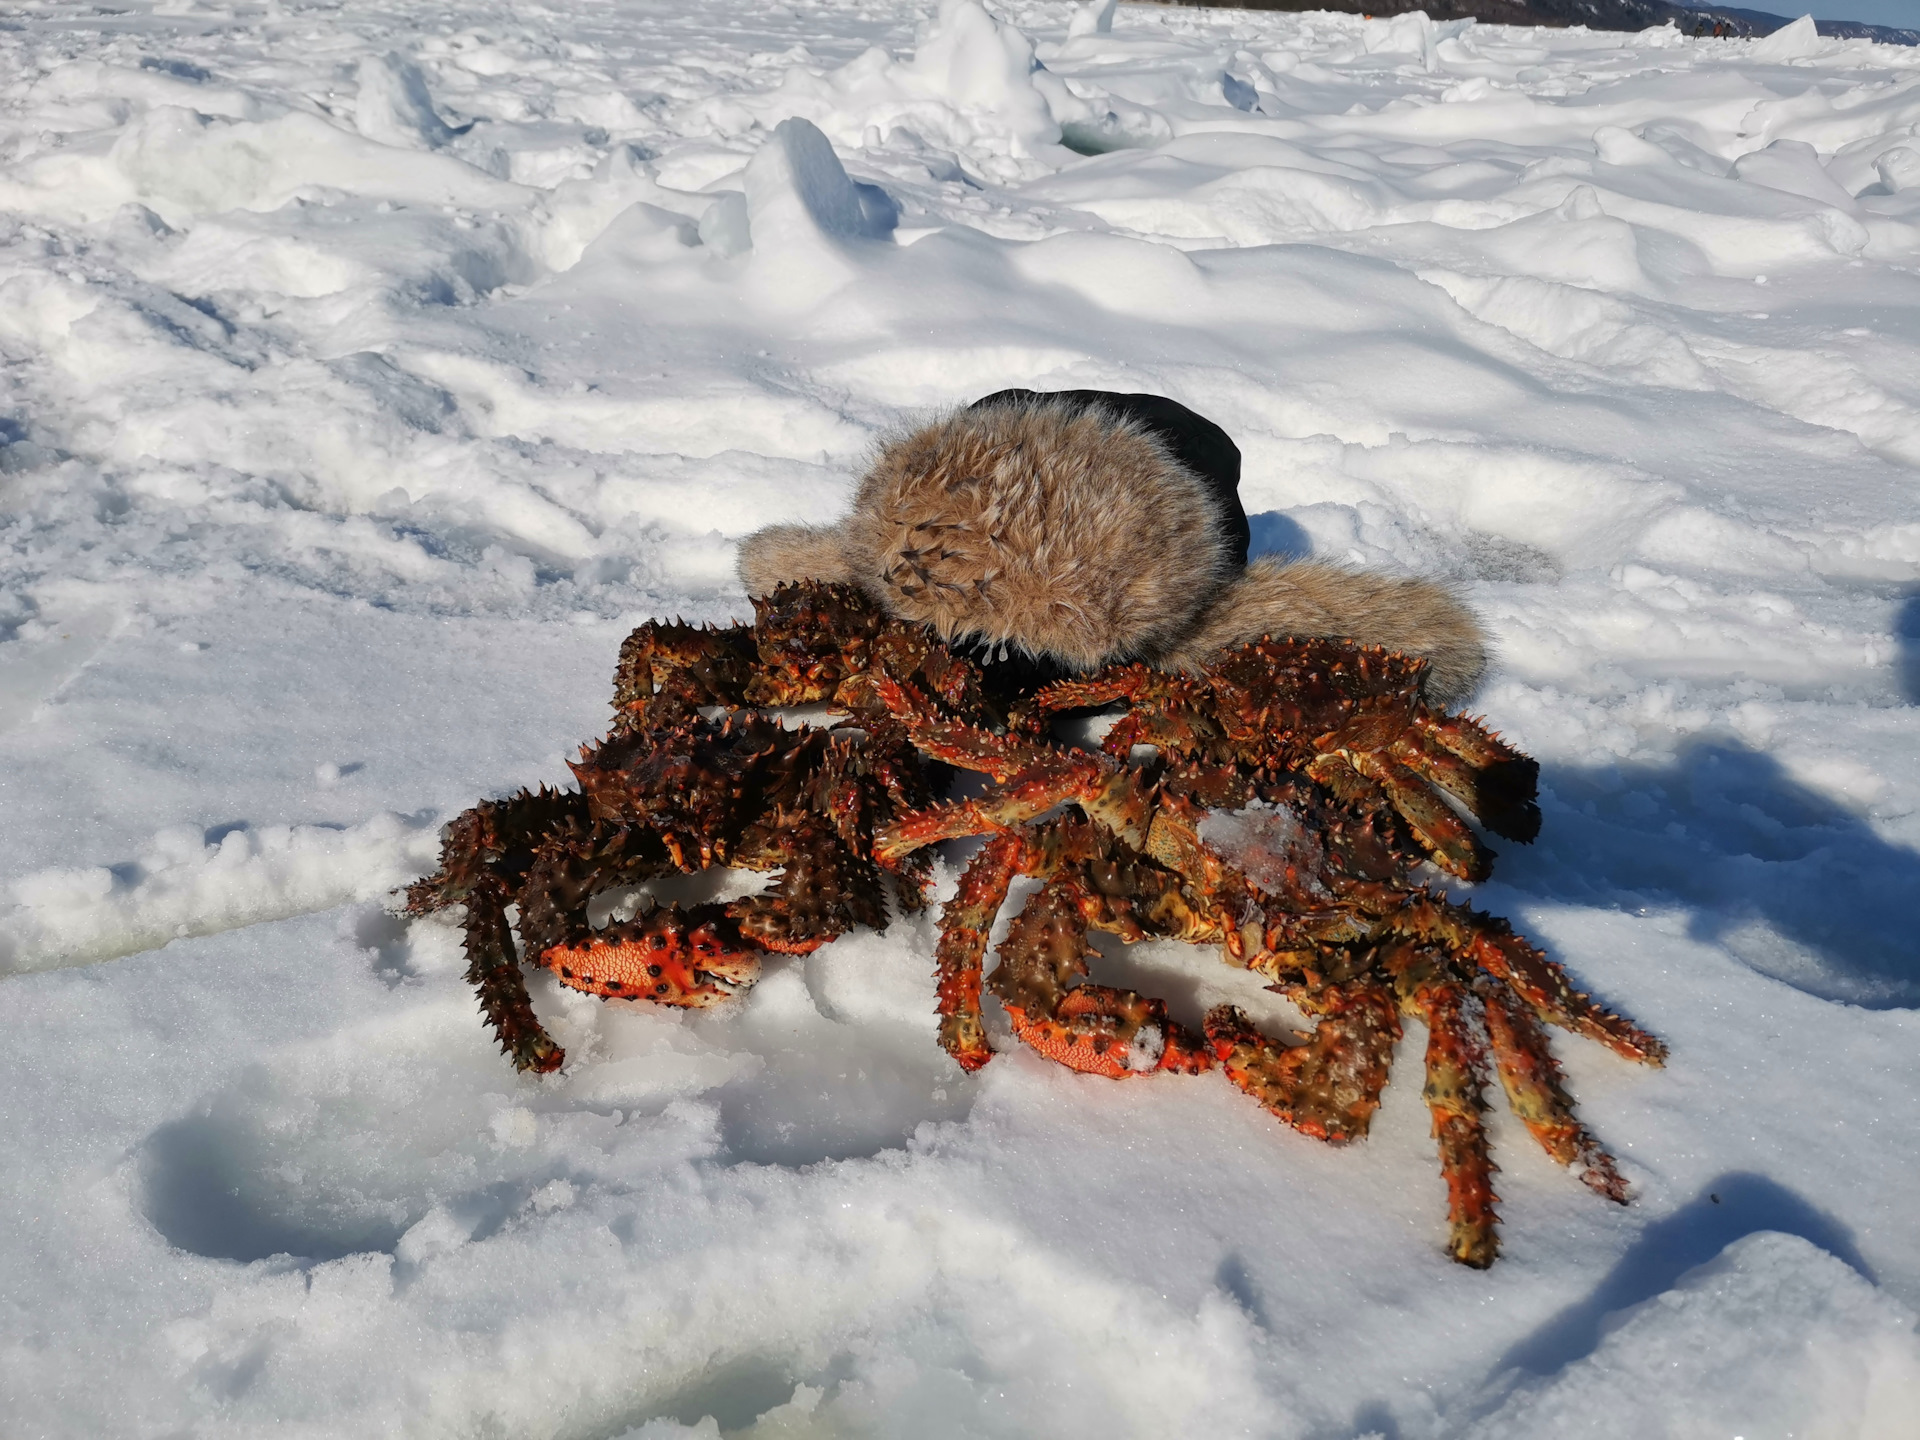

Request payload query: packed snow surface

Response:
[4,0,1920,1435]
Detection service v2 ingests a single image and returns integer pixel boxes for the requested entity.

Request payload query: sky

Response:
[1794,0,1920,29]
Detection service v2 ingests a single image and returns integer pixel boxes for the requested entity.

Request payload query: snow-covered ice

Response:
[3,0,1920,1434]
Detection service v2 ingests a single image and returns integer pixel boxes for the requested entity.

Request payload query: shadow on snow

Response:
[1497,1172,1874,1381]
[1503,735,1920,1008]
[1897,585,1920,704]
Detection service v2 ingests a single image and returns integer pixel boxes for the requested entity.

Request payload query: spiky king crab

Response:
[406,583,1662,1266]
[404,582,1005,1072]
[870,638,1665,1267]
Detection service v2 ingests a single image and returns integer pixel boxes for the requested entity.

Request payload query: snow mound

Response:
[1362,12,1473,72]
[735,117,899,305]
[1,102,522,228]
[1,814,441,974]
[687,0,1080,179]
[747,117,900,247]
[354,52,459,151]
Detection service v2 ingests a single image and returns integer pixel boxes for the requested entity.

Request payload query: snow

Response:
[2,0,1919,1435]
[1476,1232,1920,1439]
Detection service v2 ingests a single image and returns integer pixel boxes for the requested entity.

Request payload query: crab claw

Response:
[539,903,762,1005]
[1204,986,1399,1143]
[1004,987,1212,1080]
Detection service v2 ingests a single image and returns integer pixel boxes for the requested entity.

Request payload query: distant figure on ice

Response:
[737,389,1488,704]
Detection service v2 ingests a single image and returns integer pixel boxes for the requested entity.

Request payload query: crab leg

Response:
[886,711,1053,784]
[462,889,565,1074]
[1338,749,1491,882]
[405,787,589,916]
[876,769,1077,858]
[1423,997,1500,1269]
[1020,818,1209,948]
[611,618,757,725]
[876,750,1151,861]
[1461,919,1667,1066]
[730,824,888,954]
[514,821,672,961]
[1391,728,1541,845]
[1204,982,1399,1141]
[933,831,1024,1071]
[1029,666,1153,716]
[1410,713,1541,842]
[1477,979,1628,1202]
[1029,668,1221,761]
[1383,944,1499,1267]
[1378,895,1667,1066]
[992,874,1211,1078]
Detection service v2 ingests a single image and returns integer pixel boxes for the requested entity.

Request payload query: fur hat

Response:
[737,392,1488,704]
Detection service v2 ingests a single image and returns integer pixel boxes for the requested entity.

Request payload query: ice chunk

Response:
[1362,12,1473,73]
[355,52,456,149]
[1066,0,1116,40]
[1197,802,1330,901]
[1877,146,1920,193]
[686,0,1073,180]
[1732,140,1858,211]
[745,118,896,248]
[1748,14,1823,62]
[738,117,896,306]
[698,191,751,258]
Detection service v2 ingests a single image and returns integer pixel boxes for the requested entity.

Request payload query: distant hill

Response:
[1158,0,1920,46]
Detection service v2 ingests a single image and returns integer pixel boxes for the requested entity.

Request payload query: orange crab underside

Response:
[537,910,767,1005]
[1003,987,1214,1080]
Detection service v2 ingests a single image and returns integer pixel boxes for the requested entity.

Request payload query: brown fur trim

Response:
[733,402,1488,701]
[1161,558,1488,705]
[836,400,1234,671]
[736,522,864,593]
